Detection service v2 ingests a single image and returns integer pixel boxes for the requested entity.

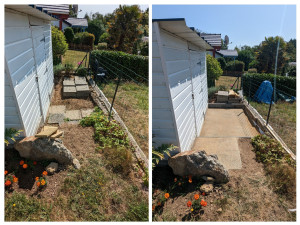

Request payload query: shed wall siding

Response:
[5,9,54,136]
[152,24,178,148]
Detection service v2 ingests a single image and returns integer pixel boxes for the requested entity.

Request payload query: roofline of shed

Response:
[152,18,185,22]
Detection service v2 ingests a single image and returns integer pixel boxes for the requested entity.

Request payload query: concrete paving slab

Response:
[75,76,88,85]
[76,85,90,97]
[63,86,77,98]
[49,105,66,114]
[65,110,82,120]
[63,78,75,86]
[81,108,94,118]
[48,113,65,124]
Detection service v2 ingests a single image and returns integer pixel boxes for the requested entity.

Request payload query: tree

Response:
[237,49,254,71]
[99,32,109,43]
[86,19,105,45]
[107,5,143,53]
[256,36,287,74]
[64,27,74,44]
[51,26,68,65]
[206,55,223,87]
[286,39,296,62]
[221,38,228,50]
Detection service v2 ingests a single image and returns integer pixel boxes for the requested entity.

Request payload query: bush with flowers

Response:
[35,171,48,190]
[19,159,38,170]
[5,170,18,189]
[187,194,207,214]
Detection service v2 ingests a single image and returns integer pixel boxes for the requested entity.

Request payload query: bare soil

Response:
[153,138,296,221]
[51,75,94,110]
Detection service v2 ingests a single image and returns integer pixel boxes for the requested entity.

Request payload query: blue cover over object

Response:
[254,81,273,104]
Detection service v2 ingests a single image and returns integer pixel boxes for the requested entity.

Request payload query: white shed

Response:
[152,18,213,154]
[5,5,57,136]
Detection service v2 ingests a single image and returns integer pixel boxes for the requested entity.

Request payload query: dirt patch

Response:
[152,138,296,221]
[51,76,94,110]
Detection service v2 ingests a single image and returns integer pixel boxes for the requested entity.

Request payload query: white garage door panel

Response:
[172,83,192,110]
[14,69,36,98]
[5,27,31,44]
[166,60,190,75]
[10,58,35,87]
[7,48,34,75]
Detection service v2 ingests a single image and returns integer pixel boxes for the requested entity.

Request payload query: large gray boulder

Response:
[168,150,229,183]
[14,136,80,169]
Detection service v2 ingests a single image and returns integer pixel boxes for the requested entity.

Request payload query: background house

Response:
[215,49,238,60]
[5,5,56,136]
[200,33,222,58]
[152,18,213,154]
[64,17,88,31]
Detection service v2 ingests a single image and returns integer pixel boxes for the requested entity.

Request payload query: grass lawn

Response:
[249,101,296,154]
[62,50,89,68]
[99,82,149,157]
[215,76,241,90]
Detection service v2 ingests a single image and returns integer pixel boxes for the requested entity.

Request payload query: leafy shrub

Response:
[64,27,74,43]
[90,50,148,83]
[242,73,296,97]
[64,63,74,75]
[77,67,88,77]
[139,42,148,56]
[51,26,68,65]
[53,64,64,76]
[287,66,296,77]
[247,68,257,73]
[5,128,22,146]
[208,86,219,99]
[82,33,95,47]
[217,57,227,70]
[152,144,175,169]
[97,43,108,50]
[225,60,245,72]
[99,32,109,43]
[249,59,259,69]
[206,55,223,87]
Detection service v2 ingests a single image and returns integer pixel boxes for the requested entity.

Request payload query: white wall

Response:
[5,9,54,136]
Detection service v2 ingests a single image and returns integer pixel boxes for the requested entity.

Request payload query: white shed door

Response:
[31,25,51,121]
[189,48,207,137]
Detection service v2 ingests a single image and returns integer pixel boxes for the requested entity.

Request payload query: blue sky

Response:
[77,4,148,18]
[152,5,296,48]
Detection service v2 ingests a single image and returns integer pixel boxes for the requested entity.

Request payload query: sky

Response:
[152,5,296,48]
[77,4,149,18]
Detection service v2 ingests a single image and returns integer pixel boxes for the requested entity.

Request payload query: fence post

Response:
[248,77,251,105]
[266,90,274,125]
[108,75,121,121]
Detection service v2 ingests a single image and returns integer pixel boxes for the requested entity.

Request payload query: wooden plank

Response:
[50,130,64,139]
[35,126,58,137]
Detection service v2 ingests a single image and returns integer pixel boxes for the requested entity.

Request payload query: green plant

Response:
[90,50,148,82]
[5,128,22,146]
[225,60,245,72]
[152,144,176,169]
[97,42,108,50]
[53,64,64,76]
[51,26,68,65]
[217,57,227,70]
[64,63,74,75]
[77,67,88,77]
[64,27,74,43]
[99,32,109,43]
[247,68,257,73]
[242,73,296,97]
[237,49,254,71]
[208,86,219,99]
[206,55,223,87]
[249,59,259,69]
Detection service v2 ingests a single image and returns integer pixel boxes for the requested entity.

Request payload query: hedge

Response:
[242,73,296,98]
[225,60,245,72]
[90,50,148,83]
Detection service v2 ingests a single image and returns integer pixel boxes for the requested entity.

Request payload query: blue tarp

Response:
[254,81,273,104]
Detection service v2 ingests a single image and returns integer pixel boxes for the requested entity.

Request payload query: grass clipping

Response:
[80,108,133,175]
[251,135,296,200]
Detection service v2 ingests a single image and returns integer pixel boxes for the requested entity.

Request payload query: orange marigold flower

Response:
[5,170,8,175]
[35,177,39,181]
[174,178,177,182]
[164,193,170,199]
[188,175,192,180]
[33,161,37,165]
[187,200,192,207]
[23,164,28,169]
[152,205,156,211]
[13,177,18,183]
[5,180,12,186]
[188,178,192,183]
[157,202,162,206]
[42,171,48,176]
[20,160,24,166]
[178,182,182,186]
[194,194,200,200]
[37,182,41,187]
[201,200,207,207]
[41,179,46,186]
[202,192,205,196]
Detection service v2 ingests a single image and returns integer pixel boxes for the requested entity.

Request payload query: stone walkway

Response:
[192,108,259,170]
[48,105,94,124]
[63,76,90,98]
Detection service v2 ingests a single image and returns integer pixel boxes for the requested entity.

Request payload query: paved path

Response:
[192,108,258,170]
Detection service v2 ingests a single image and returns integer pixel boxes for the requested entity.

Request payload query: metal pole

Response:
[108,75,121,121]
[248,77,251,105]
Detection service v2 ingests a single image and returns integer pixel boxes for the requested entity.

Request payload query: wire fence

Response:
[240,75,296,154]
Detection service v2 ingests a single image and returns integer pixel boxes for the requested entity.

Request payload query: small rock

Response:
[217,208,222,213]
[73,158,81,169]
[46,162,58,174]
[200,183,214,194]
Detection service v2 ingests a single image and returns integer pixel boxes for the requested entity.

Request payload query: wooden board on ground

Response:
[50,130,64,139]
[35,126,58,137]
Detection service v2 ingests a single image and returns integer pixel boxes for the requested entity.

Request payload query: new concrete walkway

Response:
[192,108,258,170]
